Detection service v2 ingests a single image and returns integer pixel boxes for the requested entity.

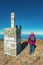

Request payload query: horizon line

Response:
[0,31,43,35]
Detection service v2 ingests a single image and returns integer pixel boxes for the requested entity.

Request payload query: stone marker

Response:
[4,12,21,56]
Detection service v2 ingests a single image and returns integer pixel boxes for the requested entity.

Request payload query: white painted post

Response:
[11,12,15,28]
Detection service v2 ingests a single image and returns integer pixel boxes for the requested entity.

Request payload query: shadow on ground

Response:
[17,41,28,55]
[21,41,28,51]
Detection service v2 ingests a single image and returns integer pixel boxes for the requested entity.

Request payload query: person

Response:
[28,32,36,54]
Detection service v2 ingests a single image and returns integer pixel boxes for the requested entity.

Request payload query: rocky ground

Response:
[0,39,43,65]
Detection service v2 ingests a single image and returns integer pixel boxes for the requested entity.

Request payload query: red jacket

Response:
[28,34,36,45]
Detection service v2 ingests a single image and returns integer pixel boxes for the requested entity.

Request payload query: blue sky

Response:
[0,0,43,35]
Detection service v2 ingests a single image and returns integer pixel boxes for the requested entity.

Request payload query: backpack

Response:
[30,36,35,41]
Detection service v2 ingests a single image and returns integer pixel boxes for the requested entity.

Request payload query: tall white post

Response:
[11,12,15,28]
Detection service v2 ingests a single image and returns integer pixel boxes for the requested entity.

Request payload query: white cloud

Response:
[21,31,43,35]
[34,32,43,35]
[21,31,30,34]
[0,31,4,35]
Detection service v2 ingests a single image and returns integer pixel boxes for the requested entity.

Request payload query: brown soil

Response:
[0,39,43,65]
